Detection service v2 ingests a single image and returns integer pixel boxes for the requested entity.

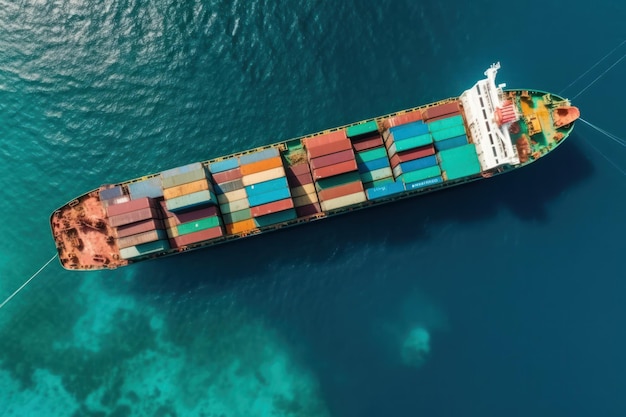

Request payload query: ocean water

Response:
[1,1,626,416]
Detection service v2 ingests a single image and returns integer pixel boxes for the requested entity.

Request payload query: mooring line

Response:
[580,135,626,177]
[579,118,626,148]
[0,253,58,310]
[572,50,626,100]
[559,39,626,95]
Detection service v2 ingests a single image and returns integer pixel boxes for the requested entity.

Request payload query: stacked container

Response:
[305,130,366,212]
[105,197,170,260]
[240,147,296,229]
[422,101,461,122]
[99,185,130,208]
[127,177,164,199]
[427,114,469,152]
[209,156,254,235]
[438,144,482,181]
[285,162,320,218]
[382,109,423,130]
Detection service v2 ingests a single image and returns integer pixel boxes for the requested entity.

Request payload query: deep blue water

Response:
[1,1,626,416]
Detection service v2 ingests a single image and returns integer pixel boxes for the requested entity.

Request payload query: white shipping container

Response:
[220,197,250,214]
[290,183,316,197]
[320,191,367,211]
[217,188,248,205]
[293,192,319,207]
[241,166,285,186]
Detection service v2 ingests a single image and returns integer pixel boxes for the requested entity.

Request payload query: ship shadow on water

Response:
[131,135,591,294]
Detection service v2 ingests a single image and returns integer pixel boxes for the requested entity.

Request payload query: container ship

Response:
[50,63,579,270]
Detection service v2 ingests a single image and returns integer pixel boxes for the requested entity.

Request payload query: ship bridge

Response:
[460,63,520,171]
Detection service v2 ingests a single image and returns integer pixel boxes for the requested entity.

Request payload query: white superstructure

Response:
[460,63,520,171]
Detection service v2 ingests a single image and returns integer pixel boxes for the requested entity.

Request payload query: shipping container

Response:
[306,138,352,159]
[346,120,379,138]
[304,130,346,149]
[360,167,393,183]
[101,195,130,209]
[284,163,311,177]
[254,208,297,228]
[318,180,364,201]
[382,110,422,129]
[392,155,438,177]
[389,145,436,168]
[315,171,361,191]
[293,192,319,207]
[438,144,481,180]
[165,190,217,212]
[213,178,245,194]
[177,216,222,236]
[163,179,210,200]
[166,227,179,238]
[385,121,429,142]
[173,206,220,224]
[434,135,468,151]
[422,102,459,121]
[351,135,384,152]
[161,168,209,189]
[309,149,355,170]
[355,147,388,164]
[159,200,175,218]
[209,157,239,174]
[286,172,314,187]
[241,166,285,186]
[239,156,284,176]
[290,183,316,197]
[99,186,124,201]
[357,156,391,174]
[320,191,367,211]
[216,188,247,204]
[365,181,405,200]
[295,203,322,217]
[107,197,156,218]
[245,176,289,196]
[222,208,252,224]
[312,159,358,180]
[247,187,292,207]
[362,177,395,189]
[225,218,257,235]
[427,114,464,132]
[431,124,467,142]
[161,162,204,179]
[116,218,164,239]
[250,198,294,217]
[171,226,224,248]
[220,197,250,214]
[238,147,280,166]
[164,216,178,229]
[387,133,433,156]
[117,229,168,249]
[119,239,170,260]
[404,176,443,191]
[211,167,242,184]
[128,177,164,199]
[399,165,442,184]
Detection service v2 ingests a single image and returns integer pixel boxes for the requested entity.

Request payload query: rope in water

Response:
[572,50,626,100]
[0,253,58,310]
[579,118,626,148]
[579,135,626,177]
[560,39,626,95]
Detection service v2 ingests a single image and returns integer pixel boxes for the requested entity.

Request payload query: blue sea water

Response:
[1,1,626,416]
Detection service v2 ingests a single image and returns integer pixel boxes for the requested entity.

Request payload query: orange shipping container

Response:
[382,110,423,129]
[163,179,209,200]
[318,181,364,202]
[312,160,358,180]
[239,156,284,176]
[225,218,257,235]
[304,130,347,149]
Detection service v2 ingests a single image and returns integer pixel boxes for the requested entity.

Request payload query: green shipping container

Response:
[360,167,393,183]
[431,124,467,142]
[394,133,433,153]
[400,165,442,184]
[222,208,252,224]
[315,171,361,191]
[161,168,208,189]
[254,208,297,228]
[439,144,481,180]
[427,114,464,132]
[355,147,388,163]
[177,216,222,236]
[346,120,379,138]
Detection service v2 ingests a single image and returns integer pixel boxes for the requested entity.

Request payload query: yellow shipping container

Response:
[225,218,257,235]
[163,179,209,200]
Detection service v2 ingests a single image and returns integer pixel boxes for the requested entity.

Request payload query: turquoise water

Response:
[2,1,626,416]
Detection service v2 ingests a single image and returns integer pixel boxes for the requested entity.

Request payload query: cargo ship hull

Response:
[50,64,579,270]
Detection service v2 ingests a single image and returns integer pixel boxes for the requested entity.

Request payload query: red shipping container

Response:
[306,138,352,159]
[116,219,164,239]
[108,207,160,228]
[250,198,294,217]
[295,202,322,217]
[170,226,224,248]
[287,172,314,187]
[352,135,384,152]
[106,197,155,217]
[383,110,423,129]
[285,163,311,177]
[425,111,461,123]
[211,167,242,184]
[309,149,355,170]
[389,145,436,168]
[172,205,220,224]
[422,102,459,121]
[304,130,347,149]
[318,181,364,202]
[312,160,358,180]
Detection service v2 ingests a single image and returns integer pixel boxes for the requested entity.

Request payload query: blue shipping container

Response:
[365,181,405,200]
[247,187,291,207]
[161,162,203,179]
[434,135,468,151]
[165,190,217,212]
[128,177,164,199]
[239,147,280,166]
[245,176,289,196]
[398,155,438,173]
[389,121,429,141]
[254,208,297,228]
[357,157,390,174]
[404,176,443,191]
[209,157,239,173]
[99,186,124,201]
